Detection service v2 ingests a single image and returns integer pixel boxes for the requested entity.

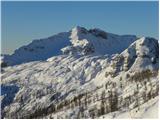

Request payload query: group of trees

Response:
[121,69,159,110]
[1,62,8,68]
[28,73,158,119]
[129,69,157,82]
[100,90,118,115]
[5,69,158,119]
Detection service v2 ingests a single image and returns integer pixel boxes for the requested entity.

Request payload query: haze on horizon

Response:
[1,1,158,54]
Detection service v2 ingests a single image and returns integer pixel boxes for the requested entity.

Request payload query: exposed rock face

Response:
[88,28,108,39]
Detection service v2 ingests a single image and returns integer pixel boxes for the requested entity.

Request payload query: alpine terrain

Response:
[1,26,159,119]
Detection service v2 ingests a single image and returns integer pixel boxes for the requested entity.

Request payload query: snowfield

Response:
[1,26,159,119]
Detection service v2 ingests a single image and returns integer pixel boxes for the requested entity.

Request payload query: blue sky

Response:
[2,1,158,54]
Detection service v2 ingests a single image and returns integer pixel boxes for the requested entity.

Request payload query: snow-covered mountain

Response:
[1,26,159,119]
[2,26,137,66]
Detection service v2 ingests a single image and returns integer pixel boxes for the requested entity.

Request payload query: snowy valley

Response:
[1,26,159,119]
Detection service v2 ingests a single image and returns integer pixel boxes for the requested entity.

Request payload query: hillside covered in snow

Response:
[1,26,159,119]
[2,26,137,66]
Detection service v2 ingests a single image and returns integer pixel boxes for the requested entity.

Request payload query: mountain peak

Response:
[1,27,159,119]
[72,26,87,31]
[71,26,88,37]
[2,27,158,67]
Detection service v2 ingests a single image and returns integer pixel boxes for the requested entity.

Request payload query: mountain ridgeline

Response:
[1,26,159,119]
[2,26,138,66]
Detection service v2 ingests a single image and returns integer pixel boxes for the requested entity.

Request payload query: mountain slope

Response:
[1,27,159,119]
[2,32,71,66]
[105,37,159,77]
[2,26,137,66]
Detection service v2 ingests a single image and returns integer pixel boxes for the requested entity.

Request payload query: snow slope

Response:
[2,32,71,66]
[1,27,159,119]
[99,96,159,119]
[2,26,137,66]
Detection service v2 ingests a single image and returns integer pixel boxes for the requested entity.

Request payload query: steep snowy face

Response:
[1,55,110,118]
[2,32,71,66]
[105,37,159,77]
[122,37,159,71]
[62,26,137,56]
[2,26,137,66]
